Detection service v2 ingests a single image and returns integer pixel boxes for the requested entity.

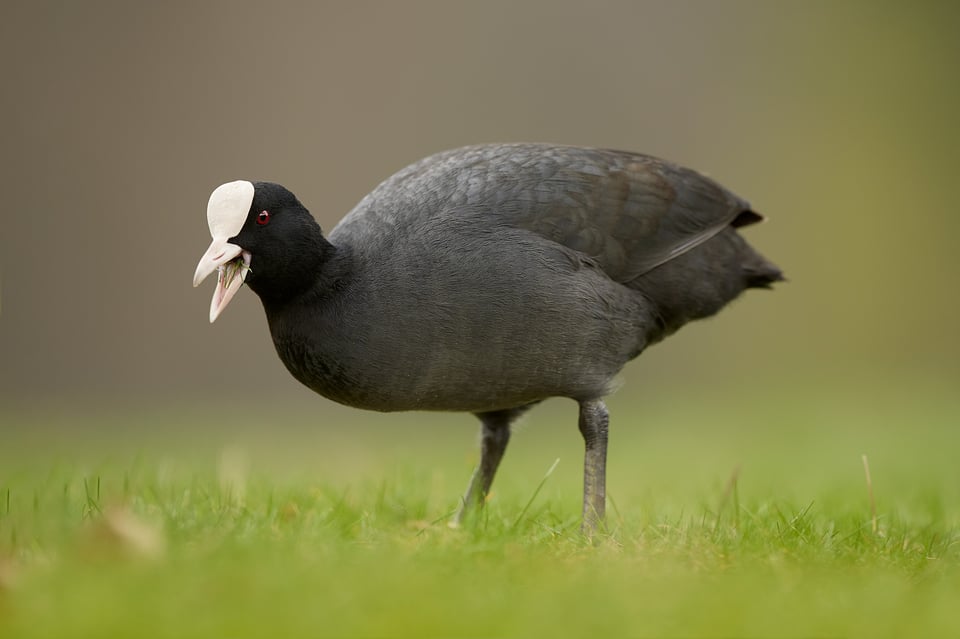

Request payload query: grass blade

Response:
[512,458,560,529]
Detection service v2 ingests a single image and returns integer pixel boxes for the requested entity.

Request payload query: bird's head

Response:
[193,180,326,322]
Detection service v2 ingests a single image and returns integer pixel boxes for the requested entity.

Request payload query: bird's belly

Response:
[284,315,630,413]
[312,362,592,413]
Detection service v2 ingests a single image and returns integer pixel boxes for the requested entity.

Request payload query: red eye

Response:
[257,210,270,226]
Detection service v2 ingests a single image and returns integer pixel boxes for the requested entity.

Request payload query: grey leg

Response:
[453,408,524,526]
[578,399,609,534]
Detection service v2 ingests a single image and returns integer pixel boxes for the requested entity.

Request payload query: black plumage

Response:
[194,143,783,531]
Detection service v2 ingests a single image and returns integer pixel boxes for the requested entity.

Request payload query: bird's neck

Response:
[258,245,369,407]
[249,229,339,309]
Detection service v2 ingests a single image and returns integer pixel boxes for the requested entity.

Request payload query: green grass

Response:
[1,379,958,638]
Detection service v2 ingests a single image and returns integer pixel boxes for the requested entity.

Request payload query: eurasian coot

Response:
[193,143,782,532]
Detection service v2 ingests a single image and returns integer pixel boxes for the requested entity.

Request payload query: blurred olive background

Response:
[1,1,957,419]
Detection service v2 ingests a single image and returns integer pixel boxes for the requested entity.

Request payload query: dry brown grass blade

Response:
[862,454,877,534]
[87,506,166,560]
[715,464,742,532]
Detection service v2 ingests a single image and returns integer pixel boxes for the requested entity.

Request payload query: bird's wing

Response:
[468,145,758,282]
[334,144,759,283]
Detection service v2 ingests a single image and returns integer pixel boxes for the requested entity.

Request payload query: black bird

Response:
[193,143,782,532]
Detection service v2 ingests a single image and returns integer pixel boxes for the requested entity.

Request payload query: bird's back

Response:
[332,143,759,282]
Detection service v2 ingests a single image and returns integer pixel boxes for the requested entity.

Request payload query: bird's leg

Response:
[578,399,609,534]
[452,410,513,526]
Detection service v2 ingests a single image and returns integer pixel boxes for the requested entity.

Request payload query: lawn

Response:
[1,377,958,638]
